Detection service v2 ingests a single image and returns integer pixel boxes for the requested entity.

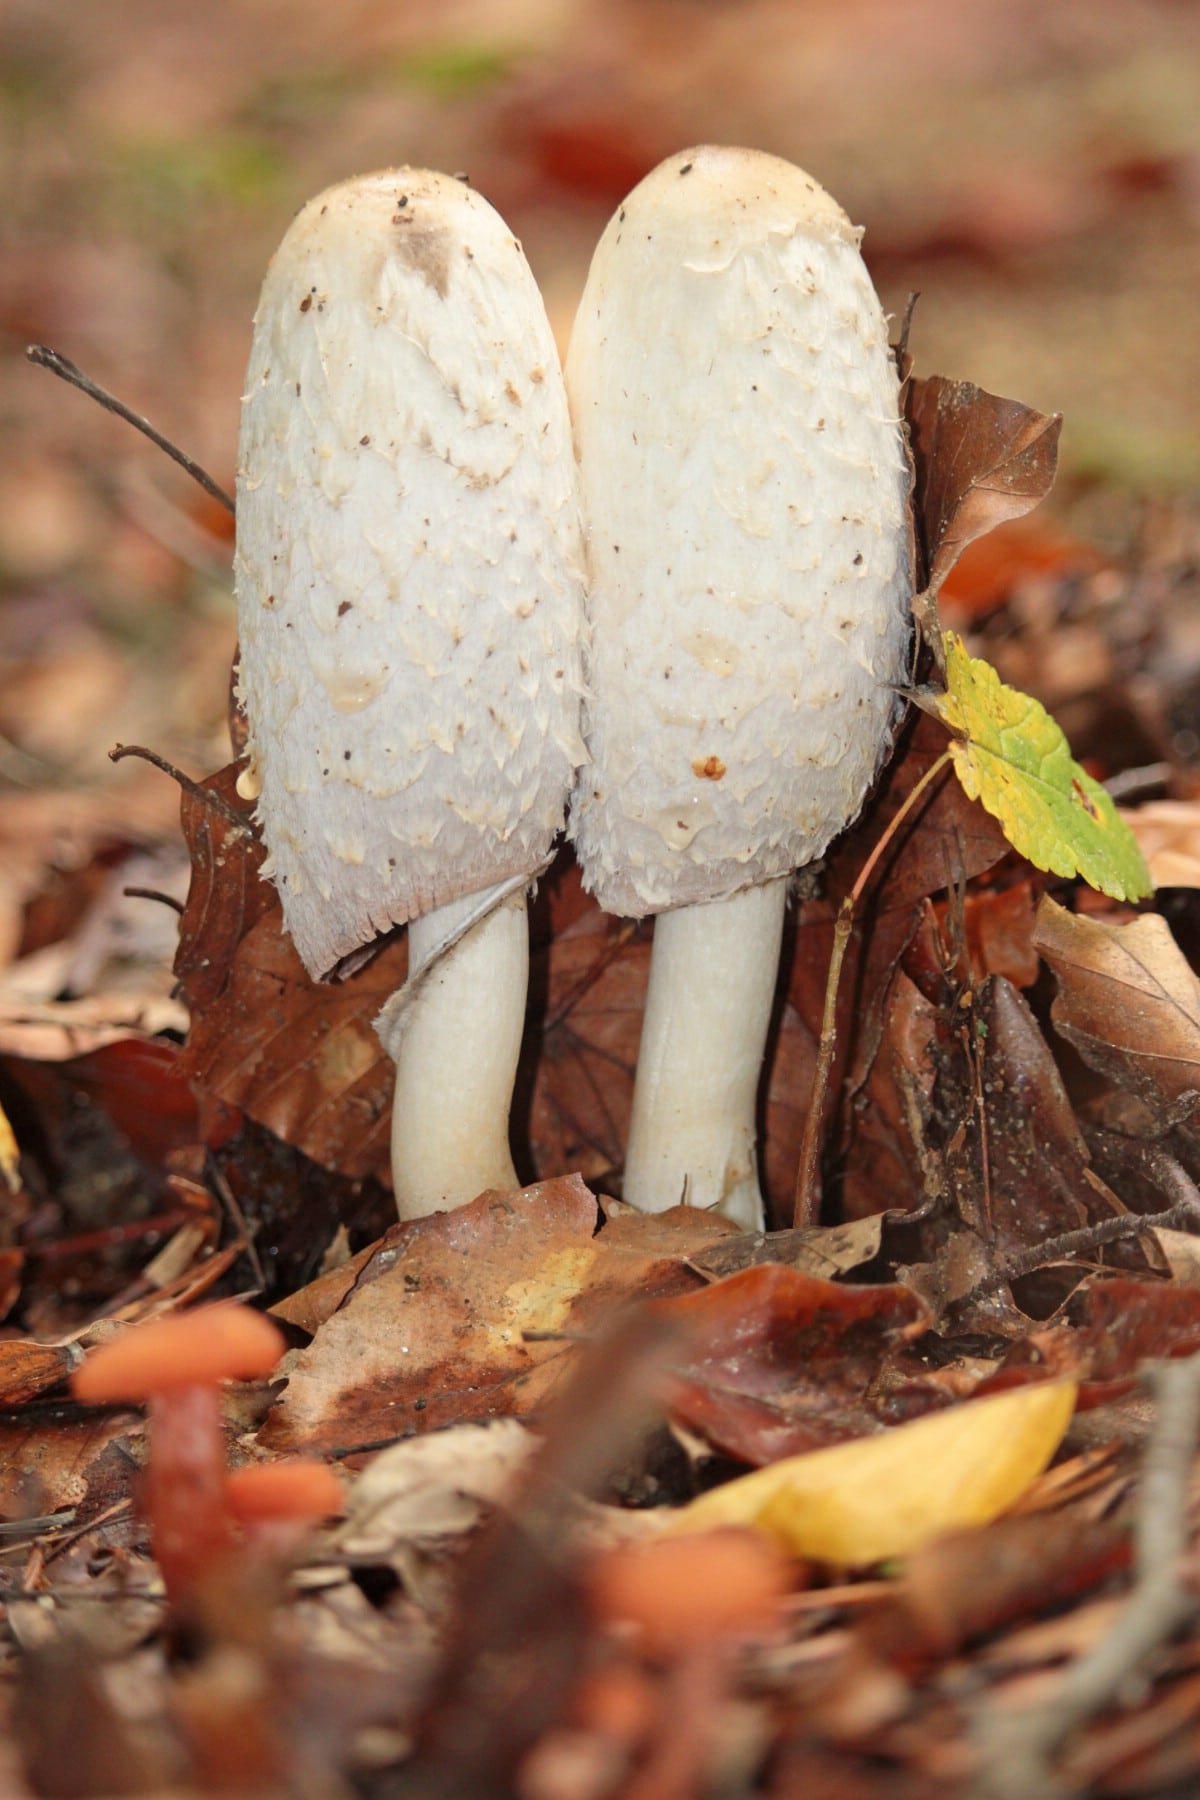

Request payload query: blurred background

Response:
[3,0,1200,950]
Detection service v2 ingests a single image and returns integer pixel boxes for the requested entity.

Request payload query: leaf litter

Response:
[5,361,1200,1797]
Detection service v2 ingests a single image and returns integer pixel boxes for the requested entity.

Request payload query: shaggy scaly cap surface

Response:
[236,169,586,976]
[566,146,912,917]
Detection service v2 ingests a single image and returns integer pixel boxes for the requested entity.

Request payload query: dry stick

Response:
[962,1198,1200,1304]
[25,345,236,516]
[793,748,953,1228]
[961,1146,1200,1304]
[971,1350,1200,1798]
[122,886,186,916]
[108,744,250,834]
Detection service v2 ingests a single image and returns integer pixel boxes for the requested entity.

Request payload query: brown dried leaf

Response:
[1034,895,1200,1119]
[944,975,1115,1253]
[178,911,403,1181]
[688,1214,886,1283]
[906,375,1062,602]
[174,763,273,1013]
[0,1413,138,1520]
[524,904,643,1184]
[985,1276,1200,1406]
[259,1178,711,1456]
[654,1264,934,1466]
[861,1509,1129,1664]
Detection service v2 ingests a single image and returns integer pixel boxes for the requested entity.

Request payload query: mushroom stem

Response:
[145,1385,234,1606]
[622,877,789,1232]
[379,884,528,1218]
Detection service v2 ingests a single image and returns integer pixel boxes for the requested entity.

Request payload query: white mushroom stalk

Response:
[235,169,586,1218]
[565,146,912,1231]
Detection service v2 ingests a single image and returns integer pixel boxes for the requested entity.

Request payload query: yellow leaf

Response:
[671,1380,1076,1566]
[931,633,1152,903]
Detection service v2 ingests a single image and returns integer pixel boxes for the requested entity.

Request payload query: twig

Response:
[204,1155,267,1295]
[970,1352,1200,1797]
[109,744,251,834]
[25,345,236,515]
[959,1193,1200,1305]
[792,748,953,1227]
[122,886,186,916]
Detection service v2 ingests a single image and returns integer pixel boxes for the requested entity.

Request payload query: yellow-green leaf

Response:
[932,634,1152,901]
[670,1379,1076,1567]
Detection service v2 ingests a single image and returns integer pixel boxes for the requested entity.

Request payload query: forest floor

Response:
[3,2,1200,1795]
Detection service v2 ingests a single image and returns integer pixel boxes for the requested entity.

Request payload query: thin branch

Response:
[25,344,236,516]
[204,1155,267,1295]
[122,886,186,916]
[109,744,251,834]
[959,1198,1200,1305]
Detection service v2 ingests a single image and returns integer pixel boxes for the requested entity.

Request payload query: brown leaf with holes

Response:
[1034,895,1200,1120]
[906,375,1062,600]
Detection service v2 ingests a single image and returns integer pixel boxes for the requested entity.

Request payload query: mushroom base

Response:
[378,885,528,1219]
[621,876,788,1232]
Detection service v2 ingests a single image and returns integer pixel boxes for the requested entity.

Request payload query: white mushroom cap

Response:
[236,169,586,978]
[566,145,912,917]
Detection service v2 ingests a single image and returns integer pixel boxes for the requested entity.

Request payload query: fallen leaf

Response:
[1034,895,1200,1117]
[931,634,1153,901]
[906,376,1062,601]
[670,1380,1076,1566]
[260,1177,601,1455]
[259,1180,712,1456]
[178,909,404,1182]
[687,1214,886,1283]
[861,1508,1128,1663]
[173,763,273,1013]
[941,975,1129,1259]
[338,1419,538,1554]
[985,1277,1200,1405]
[655,1265,934,1466]
[1122,798,1200,890]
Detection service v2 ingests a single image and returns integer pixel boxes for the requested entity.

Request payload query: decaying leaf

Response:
[671,1379,1077,1565]
[931,634,1153,902]
[259,1181,720,1456]
[688,1213,886,1283]
[173,764,273,1013]
[1122,798,1200,891]
[260,1176,604,1455]
[985,1277,1200,1406]
[1034,896,1200,1118]
[906,375,1062,602]
[338,1419,538,1554]
[655,1265,934,1465]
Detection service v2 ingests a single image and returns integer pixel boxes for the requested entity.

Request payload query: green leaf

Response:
[931,633,1154,902]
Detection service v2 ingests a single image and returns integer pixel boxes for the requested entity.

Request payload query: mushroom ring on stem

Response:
[235,169,586,1219]
[565,146,913,1231]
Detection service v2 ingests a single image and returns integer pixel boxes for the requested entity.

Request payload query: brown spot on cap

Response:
[396,219,453,299]
[692,755,726,781]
